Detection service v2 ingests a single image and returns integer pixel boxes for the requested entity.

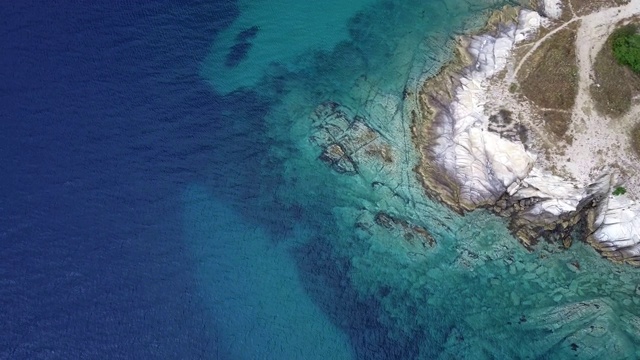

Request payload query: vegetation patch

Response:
[518,24,579,111]
[613,186,627,196]
[591,24,640,117]
[482,6,519,33]
[612,25,640,72]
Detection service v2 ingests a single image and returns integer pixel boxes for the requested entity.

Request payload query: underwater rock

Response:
[441,298,640,357]
[225,26,260,68]
[319,144,357,175]
[374,212,437,249]
[310,102,392,175]
[517,299,640,357]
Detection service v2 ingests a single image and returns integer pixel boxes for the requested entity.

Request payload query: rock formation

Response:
[310,102,392,175]
[413,4,640,265]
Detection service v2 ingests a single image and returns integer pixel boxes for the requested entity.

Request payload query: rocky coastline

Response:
[412,0,640,265]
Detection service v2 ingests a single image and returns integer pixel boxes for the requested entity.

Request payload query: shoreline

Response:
[412,0,640,264]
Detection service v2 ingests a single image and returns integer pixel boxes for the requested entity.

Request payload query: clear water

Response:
[3,0,640,358]
[199,0,640,358]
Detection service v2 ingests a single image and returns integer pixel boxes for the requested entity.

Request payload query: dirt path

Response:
[503,0,640,191]
[572,1,640,124]
[509,17,580,83]
[561,0,640,191]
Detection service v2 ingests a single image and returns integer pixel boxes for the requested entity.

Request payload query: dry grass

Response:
[590,26,640,118]
[542,110,572,142]
[569,0,628,16]
[518,24,579,111]
[482,5,519,33]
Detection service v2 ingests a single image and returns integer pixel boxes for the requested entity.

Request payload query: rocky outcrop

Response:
[351,211,437,262]
[588,180,640,265]
[491,171,610,249]
[415,10,543,212]
[413,7,640,265]
[538,0,564,20]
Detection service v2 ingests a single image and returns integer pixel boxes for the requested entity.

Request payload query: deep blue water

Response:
[5,1,640,359]
[1,2,242,358]
[1,1,367,358]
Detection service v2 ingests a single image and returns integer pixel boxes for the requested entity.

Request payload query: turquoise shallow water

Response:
[202,0,380,94]
[197,0,640,358]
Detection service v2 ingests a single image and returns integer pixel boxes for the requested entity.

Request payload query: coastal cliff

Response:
[412,0,640,265]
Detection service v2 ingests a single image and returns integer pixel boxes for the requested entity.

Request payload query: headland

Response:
[412,0,640,264]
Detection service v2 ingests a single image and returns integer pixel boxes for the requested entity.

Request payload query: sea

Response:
[2,0,640,359]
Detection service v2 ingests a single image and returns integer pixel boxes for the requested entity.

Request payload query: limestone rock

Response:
[538,0,564,20]
[590,191,640,265]
[414,6,640,264]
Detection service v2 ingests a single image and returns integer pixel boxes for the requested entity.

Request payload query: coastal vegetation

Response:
[613,186,627,196]
[591,23,640,117]
[570,0,632,16]
[611,25,640,73]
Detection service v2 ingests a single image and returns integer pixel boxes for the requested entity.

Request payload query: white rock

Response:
[594,195,640,255]
[540,0,563,20]
[510,168,586,217]
[515,10,543,41]
[432,12,542,207]
[427,9,640,261]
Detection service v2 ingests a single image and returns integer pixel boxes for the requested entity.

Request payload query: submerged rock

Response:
[319,144,357,175]
[374,212,437,249]
[440,298,640,357]
[310,102,392,175]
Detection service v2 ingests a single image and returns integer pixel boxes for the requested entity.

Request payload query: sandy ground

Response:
[564,0,640,197]
[486,0,640,199]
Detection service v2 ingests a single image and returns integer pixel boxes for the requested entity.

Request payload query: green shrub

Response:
[612,25,640,73]
[613,186,627,196]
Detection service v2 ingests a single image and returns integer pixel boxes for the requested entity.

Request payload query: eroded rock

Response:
[412,5,640,265]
